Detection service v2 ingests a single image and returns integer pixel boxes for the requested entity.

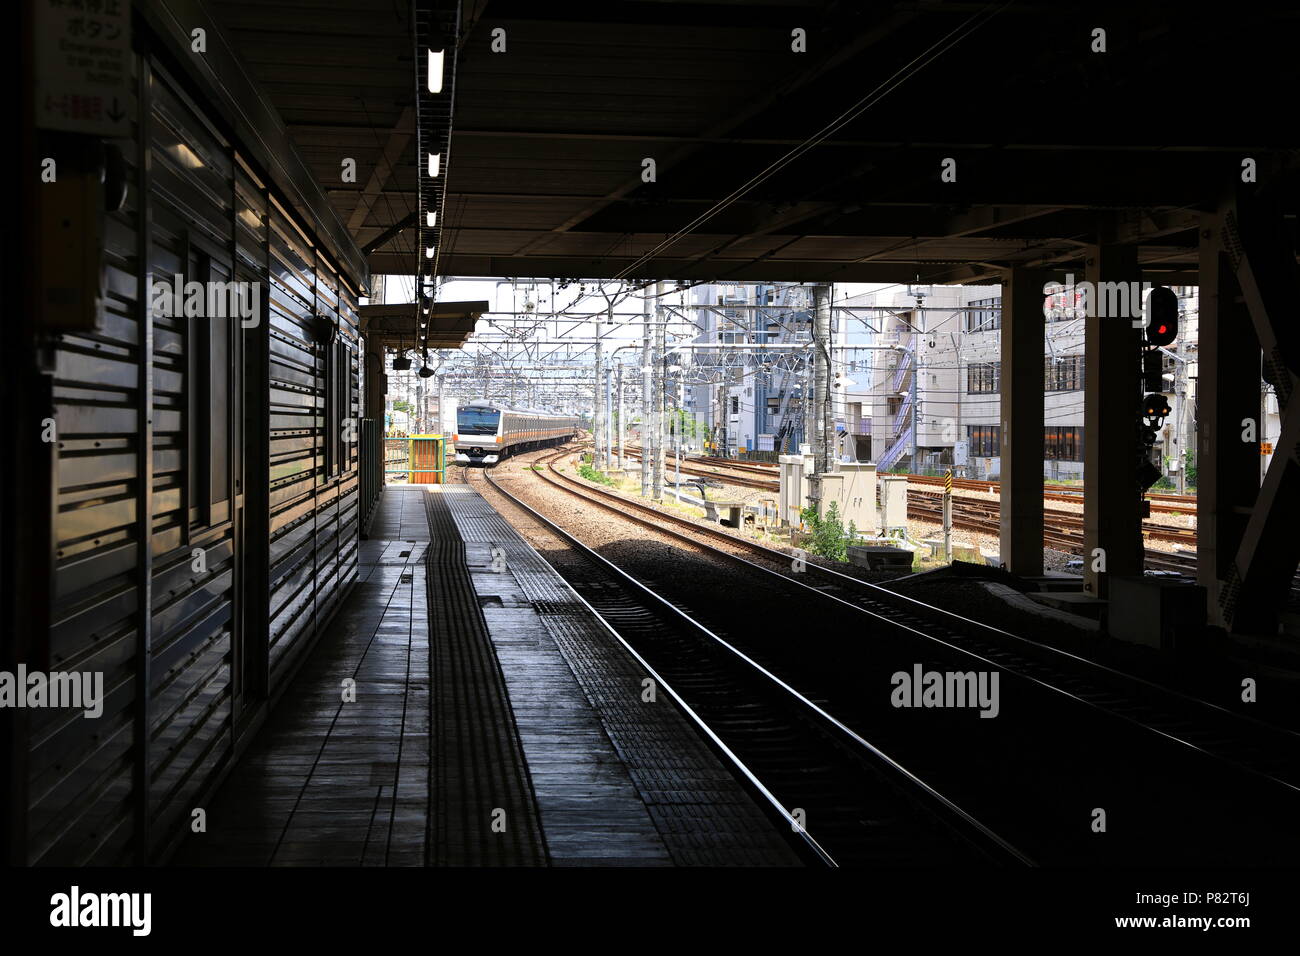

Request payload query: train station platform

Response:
[174,484,798,866]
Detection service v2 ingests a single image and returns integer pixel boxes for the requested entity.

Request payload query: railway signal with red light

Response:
[1145,286,1178,347]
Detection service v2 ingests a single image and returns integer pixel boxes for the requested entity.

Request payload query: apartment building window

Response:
[1044,289,1084,322]
[967,424,1001,457]
[967,362,1001,394]
[730,396,739,414]
[964,297,1002,332]
[1045,355,1084,391]
[1045,426,1084,461]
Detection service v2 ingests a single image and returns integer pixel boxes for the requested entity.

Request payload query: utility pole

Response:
[802,367,811,456]
[812,283,832,474]
[718,382,728,457]
[652,282,666,500]
[436,373,446,435]
[594,338,604,466]
[641,293,653,497]
[910,345,919,470]
[604,360,613,470]
[943,467,953,561]
[1174,346,1186,495]
[616,362,625,470]
[676,375,684,489]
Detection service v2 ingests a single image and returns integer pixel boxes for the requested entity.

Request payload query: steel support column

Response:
[1083,241,1143,598]
[1197,213,1259,628]
[1206,194,1300,632]
[1000,267,1046,576]
[363,334,386,423]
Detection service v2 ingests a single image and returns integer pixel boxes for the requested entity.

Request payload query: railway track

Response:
[475,444,1300,864]
[622,449,783,491]
[454,455,1028,867]
[689,452,1199,508]
[906,491,1198,548]
[623,447,1198,551]
[907,472,1197,515]
[630,448,1199,516]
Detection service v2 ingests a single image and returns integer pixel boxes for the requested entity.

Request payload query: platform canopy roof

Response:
[204,0,1299,287]
[360,300,490,351]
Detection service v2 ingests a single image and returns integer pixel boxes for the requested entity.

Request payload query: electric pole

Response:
[616,362,625,470]
[652,282,666,499]
[604,360,613,470]
[594,338,604,465]
[812,283,832,474]
[641,292,653,497]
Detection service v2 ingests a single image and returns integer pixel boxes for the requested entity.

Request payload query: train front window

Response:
[457,407,500,435]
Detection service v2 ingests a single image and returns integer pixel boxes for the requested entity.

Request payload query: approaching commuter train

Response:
[453,400,579,464]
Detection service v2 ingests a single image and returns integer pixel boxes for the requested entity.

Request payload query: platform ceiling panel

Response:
[206,0,1300,283]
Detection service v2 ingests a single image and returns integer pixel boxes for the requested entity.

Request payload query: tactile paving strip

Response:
[439,484,800,866]
[424,489,548,865]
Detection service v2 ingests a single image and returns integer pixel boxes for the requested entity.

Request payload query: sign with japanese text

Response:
[34,0,131,136]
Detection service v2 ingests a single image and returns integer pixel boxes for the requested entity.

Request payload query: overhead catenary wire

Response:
[608,1,1010,283]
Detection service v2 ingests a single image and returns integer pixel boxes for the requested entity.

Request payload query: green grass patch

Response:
[578,462,615,485]
[798,501,855,562]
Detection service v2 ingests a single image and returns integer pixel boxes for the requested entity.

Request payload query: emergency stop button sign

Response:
[34,0,132,137]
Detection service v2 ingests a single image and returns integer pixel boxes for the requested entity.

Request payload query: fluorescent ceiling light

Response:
[426,211,437,228]
[428,49,444,94]
[427,153,440,177]
[425,246,435,259]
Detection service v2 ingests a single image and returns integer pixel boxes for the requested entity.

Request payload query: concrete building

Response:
[680,281,883,461]
[686,282,814,457]
[844,283,1218,486]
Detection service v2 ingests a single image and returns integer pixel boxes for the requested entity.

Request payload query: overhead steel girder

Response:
[1215,191,1300,633]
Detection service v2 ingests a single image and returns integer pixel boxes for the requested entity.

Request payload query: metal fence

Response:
[384,435,445,484]
[384,437,410,473]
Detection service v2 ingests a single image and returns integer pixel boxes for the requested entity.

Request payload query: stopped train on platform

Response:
[453,400,579,464]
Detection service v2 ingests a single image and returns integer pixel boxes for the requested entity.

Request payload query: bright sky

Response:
[380,276,891,346]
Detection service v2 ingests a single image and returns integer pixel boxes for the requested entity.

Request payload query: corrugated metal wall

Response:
[37,52,145,867]
[29,43,363,865]
[265,209,360,687]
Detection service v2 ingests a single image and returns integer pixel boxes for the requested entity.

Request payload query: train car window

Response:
[457,406,500,435]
